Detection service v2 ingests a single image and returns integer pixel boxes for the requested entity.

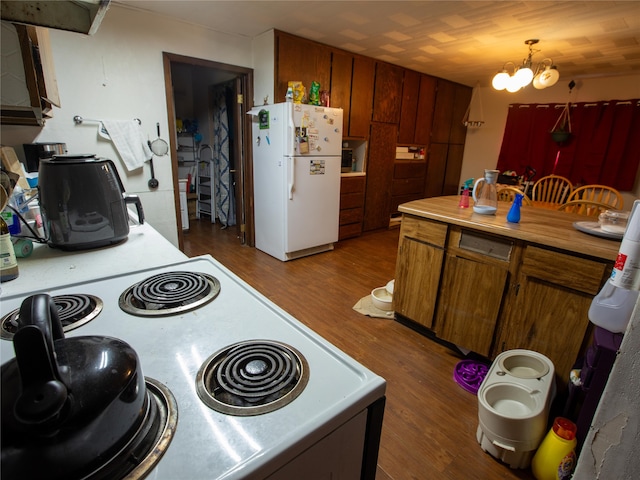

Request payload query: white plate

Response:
[573,221,623,240]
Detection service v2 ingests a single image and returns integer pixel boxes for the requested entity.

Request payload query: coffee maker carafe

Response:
[472,169,499,215]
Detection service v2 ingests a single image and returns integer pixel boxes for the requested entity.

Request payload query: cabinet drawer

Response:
[340,175,366,193]
[393,162,426,179]
[400,215,447,247]
[340,191,365,209]
[340,207,363,225]
[521,246,608,295]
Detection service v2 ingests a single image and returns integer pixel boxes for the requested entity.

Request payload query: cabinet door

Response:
[398,70,420,144]
[414,75,437,145]
[434,254,508,356]
[394,217,447,329]
[363,122,397,231]
[330,51,353,135]
[275,31,331,104]
[371,62,403,124]
[494,246,609,379]
[430,79,456,143]
[443,143,465,196]
[424,143,448,197]
[349,56,374,138]
[449,83,472,144]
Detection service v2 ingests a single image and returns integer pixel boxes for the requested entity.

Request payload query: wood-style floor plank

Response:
[182,220,535,480]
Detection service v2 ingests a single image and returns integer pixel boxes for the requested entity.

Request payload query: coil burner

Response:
[1,294,103,341]
[196,340,310,416]
[119,271,221,317]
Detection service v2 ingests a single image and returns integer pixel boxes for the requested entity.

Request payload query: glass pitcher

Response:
[472,169,499,214]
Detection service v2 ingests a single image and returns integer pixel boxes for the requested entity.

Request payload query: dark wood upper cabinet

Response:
[431,80,456,144]
[449,84,472,144]
[330,50,353,134]
[329,51,374,139]
[414,75,437,145]
[399,71,437,145]
[348,55,374,138]
[398,70,421,144]
[372,62,403,124]
[274,31,331,104]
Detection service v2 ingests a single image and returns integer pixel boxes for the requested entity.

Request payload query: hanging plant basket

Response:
[551,130,571,143]
[550,102,572,145]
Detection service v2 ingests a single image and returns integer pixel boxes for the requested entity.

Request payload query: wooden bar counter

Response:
[394,196,621,381]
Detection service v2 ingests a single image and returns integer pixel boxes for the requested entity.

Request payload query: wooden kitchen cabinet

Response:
[426,80,472,196]
[371,62,403,124]
[363,122,397,231]
[433,228,512,357]
[393,215,446,329]
[393,197,618,381]
[493,246,610,379]
[274,31,332,104]
[398,72,437,145]
[348,55,374,138]
[339,175,366,240]
[330,50,374,139]
[1,22,60,126]
[391,156,427,214]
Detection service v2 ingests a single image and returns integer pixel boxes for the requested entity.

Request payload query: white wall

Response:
[460,74,640,208]
[0,5,254,246]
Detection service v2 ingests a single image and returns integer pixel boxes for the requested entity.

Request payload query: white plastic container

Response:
[610,200,640,289]
[588,280,639,333]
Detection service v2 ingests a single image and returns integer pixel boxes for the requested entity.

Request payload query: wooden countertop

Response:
[398,196,620,262]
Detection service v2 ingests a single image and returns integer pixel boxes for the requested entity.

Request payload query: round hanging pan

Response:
[147,123,168,189]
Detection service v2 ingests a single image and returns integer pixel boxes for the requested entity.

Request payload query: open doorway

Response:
[161,52,254,251]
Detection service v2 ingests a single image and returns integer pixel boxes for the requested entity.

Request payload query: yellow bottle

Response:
[531,417,577,480]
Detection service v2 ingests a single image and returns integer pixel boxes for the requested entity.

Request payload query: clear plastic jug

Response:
[472,169,499,215]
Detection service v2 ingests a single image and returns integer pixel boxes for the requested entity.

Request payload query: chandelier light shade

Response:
[492,39,560,92]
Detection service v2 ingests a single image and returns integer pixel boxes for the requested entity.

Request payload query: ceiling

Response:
[114,0,640,87]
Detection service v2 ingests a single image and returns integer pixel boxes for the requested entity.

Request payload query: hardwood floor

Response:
[182,219,535,480]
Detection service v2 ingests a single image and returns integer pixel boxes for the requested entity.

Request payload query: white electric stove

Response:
[0,254,386,479]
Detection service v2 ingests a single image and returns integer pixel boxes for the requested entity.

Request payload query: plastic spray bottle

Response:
[507,193,523,223]
[459,178,473,208]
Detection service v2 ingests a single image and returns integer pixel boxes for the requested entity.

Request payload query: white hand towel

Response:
[100,120,152,171]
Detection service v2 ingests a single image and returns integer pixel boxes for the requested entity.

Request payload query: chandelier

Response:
[492,39,560,92]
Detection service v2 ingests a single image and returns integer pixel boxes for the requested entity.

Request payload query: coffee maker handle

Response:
[124,194,145,225]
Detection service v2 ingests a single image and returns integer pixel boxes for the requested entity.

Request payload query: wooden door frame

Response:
[162,52,255,251]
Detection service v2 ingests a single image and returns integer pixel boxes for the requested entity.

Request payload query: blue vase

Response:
[507,193,523,223]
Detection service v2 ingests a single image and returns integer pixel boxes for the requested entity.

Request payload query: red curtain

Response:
[497,100,640,190]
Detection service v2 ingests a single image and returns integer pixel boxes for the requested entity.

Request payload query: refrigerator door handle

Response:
[288,157,295,200]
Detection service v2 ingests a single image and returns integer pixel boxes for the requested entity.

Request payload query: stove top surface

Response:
[0,255,385,479]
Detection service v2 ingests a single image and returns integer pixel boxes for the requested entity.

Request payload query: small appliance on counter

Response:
[38,154,144,250]
[22,142,67,173]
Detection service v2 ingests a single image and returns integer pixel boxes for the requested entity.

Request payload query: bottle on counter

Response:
[531,417,577,480]
[1,215,19,282]
[459,178,473,208]
[507,193,523,223]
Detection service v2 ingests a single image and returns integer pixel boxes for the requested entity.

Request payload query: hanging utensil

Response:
[147,123,168,189]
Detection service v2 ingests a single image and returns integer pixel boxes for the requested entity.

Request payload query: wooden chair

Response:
[567,184,624,210]
[557,200,612,218]
[497,186,532,205]
[532,175,574,205]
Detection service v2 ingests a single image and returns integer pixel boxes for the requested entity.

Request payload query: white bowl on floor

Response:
[371,287,393,311]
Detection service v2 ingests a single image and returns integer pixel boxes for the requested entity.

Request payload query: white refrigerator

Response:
[250,102,343,261]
